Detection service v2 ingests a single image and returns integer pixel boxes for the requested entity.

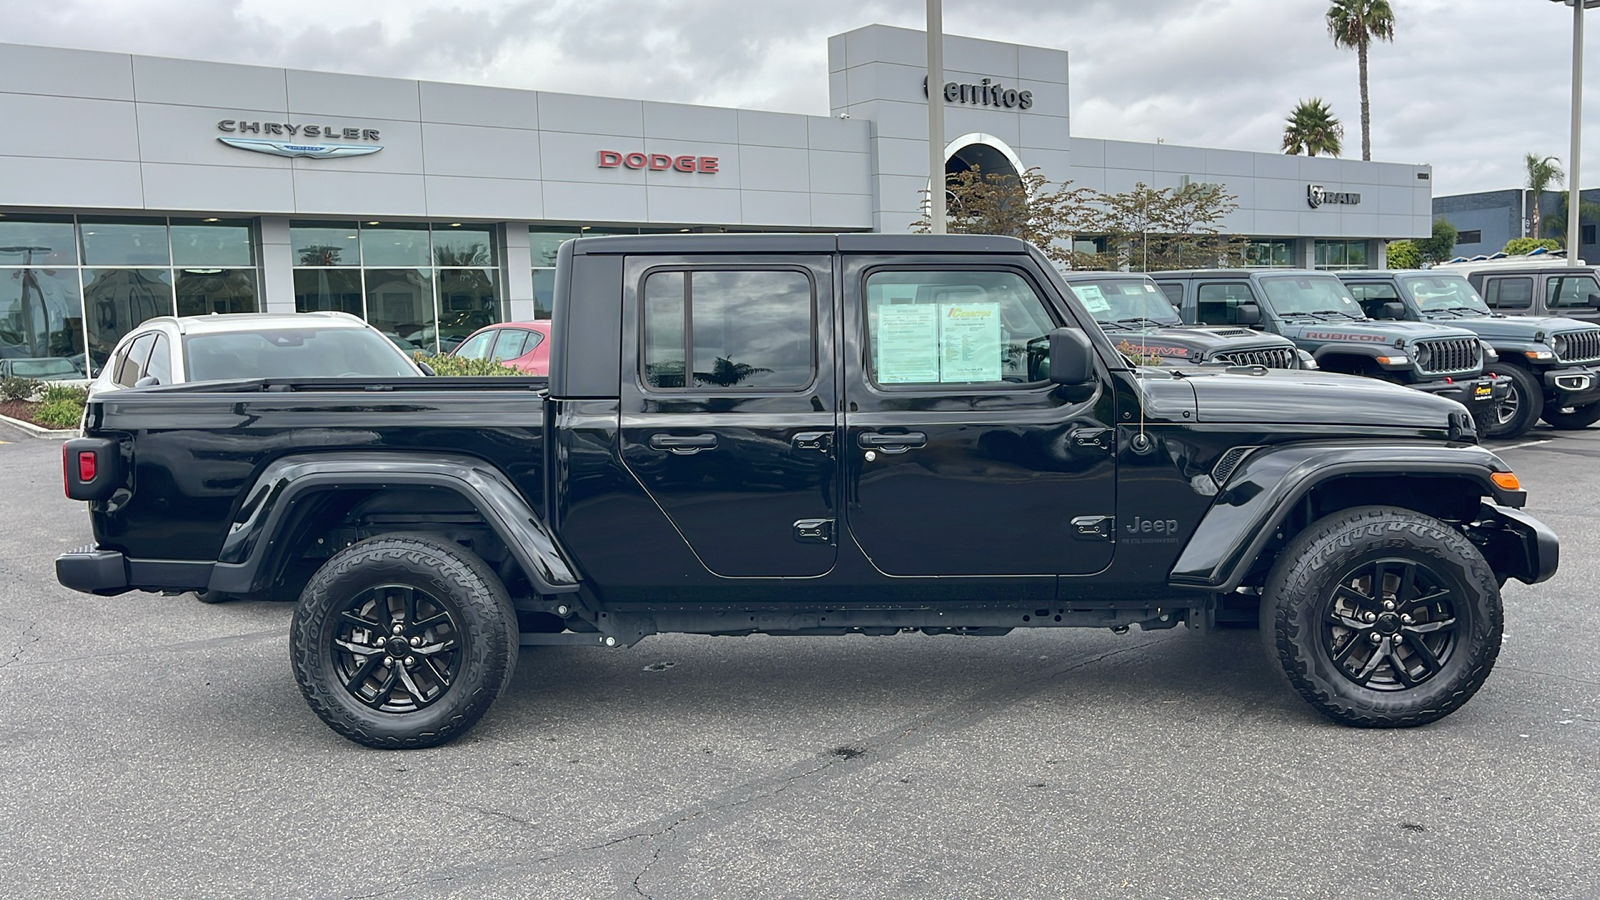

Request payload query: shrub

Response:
[32,399,83,429]
[1502,237,1562,256]
[39,384,88,405]
[1386,240,1422,270]
[0,376,42,402]
[413,352,521,377]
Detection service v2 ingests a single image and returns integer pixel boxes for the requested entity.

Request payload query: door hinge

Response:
[1070,515,1114,541]
[792,518,835,544]
[1069,427,1114,453]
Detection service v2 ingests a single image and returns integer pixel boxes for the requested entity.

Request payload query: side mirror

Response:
[1587,294,1600,309]
[133,375,160,388]
[1234,303,1261,326]
[1047,328,1097,385]
[418,362,437,376]
[1380,301,1406,320]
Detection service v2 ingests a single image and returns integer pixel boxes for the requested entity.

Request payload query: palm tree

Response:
[1326,0,1395,161]
[1282,99,1344,158]
[1525,154,1565,239]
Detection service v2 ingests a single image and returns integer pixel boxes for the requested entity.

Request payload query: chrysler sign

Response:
[217,120,383,159]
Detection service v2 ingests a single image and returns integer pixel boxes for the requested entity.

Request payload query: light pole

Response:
[1551,0,1600,263]
[927,0,946,234]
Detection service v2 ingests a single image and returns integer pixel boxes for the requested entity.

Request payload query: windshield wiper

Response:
[1113,317,1177,328]
[1096,319,1135,331]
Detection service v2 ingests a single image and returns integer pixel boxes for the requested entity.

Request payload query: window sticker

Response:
[938,302,1002,382]
[876,303,941,383]
[1142,283,1157,292]
[1074,284,1112,314]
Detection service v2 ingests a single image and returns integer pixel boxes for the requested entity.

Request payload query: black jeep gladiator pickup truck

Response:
[56,234,1558,749]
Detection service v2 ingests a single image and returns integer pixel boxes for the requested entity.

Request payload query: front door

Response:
[840,259,1117,577]
[618,256,838,578]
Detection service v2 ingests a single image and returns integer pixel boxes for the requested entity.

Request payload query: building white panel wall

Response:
[421,124,542,179]
[419,81,540,130]
[0,44,134,100]
[142,163,295,213]
[133,55,287,111]
[423,176,543,221]
[291,170,426,217]
[0,93,140,161]
[0,157,145,208]
[286,70,420,120]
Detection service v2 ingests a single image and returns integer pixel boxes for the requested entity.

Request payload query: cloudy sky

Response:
[2,0,1593,195]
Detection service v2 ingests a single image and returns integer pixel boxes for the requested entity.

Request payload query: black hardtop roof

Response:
[567,232,1032,256]
[1150,268,1326,279]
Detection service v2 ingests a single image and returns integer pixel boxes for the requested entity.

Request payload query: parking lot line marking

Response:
[1496,438,1555,451]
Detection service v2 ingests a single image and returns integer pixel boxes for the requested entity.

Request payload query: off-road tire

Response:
[1259,506,1502,728]
[1541,399,1600,430]
[1482,365,1540,439]
[290,535,518,749]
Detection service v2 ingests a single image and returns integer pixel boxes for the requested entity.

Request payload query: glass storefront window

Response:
[82,268,175,371]
[176,269,258,317]
[533,268,556,319]
[530,228,581,268]
[171,219,254,267]
[436,268,497,352]
[361,225,431,268]
[1314,239,1369,271]
[0,217,78,267]
[1244,239,1293,268]
[294,268,363,316]
[1,266,87,377]
[81,219,171,266]
[364,268,434,353]
[291,223,360,266]
[433,226,496,267]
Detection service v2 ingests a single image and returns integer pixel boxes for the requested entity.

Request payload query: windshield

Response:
[1068,278,1182,326]
[183,327,420,381]
[1400,274,1491,315]
[1260,275,1365,317]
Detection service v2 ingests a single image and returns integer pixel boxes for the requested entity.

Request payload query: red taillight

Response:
[78,451,96,482]
[62,444,70,497]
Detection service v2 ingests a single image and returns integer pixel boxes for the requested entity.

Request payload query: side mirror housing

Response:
[133,375,160,388]
[1379,301,1406,320]
[1234,303,1261,326]
[1047,327,1097,385]
[418,362,437,376]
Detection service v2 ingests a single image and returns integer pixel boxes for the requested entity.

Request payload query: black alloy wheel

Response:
[291,535,518,749]
[1261,506,1502,728]
[1320,558,1460,691]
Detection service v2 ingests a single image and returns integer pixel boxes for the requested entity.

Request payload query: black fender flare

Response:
[1310,343,1394,367]
[207,452,581,596]
[1168,442,1533,592]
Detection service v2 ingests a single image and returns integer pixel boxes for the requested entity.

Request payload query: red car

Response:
[448,321,552,375]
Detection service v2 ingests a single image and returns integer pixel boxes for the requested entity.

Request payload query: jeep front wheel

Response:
[1482,365,1539,438]
[1541,399,1600,430]
[1260,506,1502,728]
[290,535,518,749]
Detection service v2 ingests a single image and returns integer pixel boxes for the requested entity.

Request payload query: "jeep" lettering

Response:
[1126,517,1179,535]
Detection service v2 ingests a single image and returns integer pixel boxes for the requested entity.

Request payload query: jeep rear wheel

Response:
[1541,400,1600,430]
[1482,365,1539,438]
[290,536,518,749]
[1260,506,1502,728]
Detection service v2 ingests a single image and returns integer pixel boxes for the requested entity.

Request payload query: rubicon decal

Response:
[1303,331,1389,343]
[598,151,719,173]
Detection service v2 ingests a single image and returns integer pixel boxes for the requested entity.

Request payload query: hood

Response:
[1280,319,1479,346]
[1106,325,1294,360]
[1438,314,1598,343]
[1180,368,1468,429]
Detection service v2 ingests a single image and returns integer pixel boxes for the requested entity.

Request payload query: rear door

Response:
[617,255,838,577]
[1542,272,1600,322]
[839,257,1116,577]
[1480,275,1535,315]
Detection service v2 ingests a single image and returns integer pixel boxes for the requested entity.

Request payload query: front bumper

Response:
[1540,366,1600,408]
[1410,374,1508,409]
[1475,502,1560,585]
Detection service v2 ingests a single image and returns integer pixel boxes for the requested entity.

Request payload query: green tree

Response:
[1326,0,1395,161]
[1524,154,1565,239]
[1501,237,1562,256]
[1282,99,1344,157]
[1417,217,1459,265]
[1541,193,1600,248]
[1385,239,1422,269]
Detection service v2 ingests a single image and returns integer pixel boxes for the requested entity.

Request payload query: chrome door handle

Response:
[648,433,718,455]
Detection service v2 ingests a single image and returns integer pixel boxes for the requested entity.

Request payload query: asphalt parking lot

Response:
[0,420,1595,900]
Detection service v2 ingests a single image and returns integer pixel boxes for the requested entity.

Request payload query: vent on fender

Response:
[1211,446,1260,486]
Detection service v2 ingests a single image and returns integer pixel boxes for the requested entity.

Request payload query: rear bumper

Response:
[55,545,212,596]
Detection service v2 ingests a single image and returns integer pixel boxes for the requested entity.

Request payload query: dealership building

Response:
[0,24,1436,378]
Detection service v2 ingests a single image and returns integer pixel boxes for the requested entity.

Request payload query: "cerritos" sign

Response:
[598,150,719,174]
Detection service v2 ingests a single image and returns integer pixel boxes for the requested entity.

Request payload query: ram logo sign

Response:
[1308,184,1362,209]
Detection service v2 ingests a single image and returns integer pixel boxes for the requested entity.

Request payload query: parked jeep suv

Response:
[1339,270,1600,435]
[1151,270,1506,424]
[1433,256,1600,324]
[1057,272,1309,369]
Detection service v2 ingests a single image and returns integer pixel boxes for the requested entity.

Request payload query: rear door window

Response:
[114,333,156,387]
[1483,277,1533,310]
[145,334,173,385]
[490,329,531,360]
[453,331,494,360]
[641,269,815,390]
